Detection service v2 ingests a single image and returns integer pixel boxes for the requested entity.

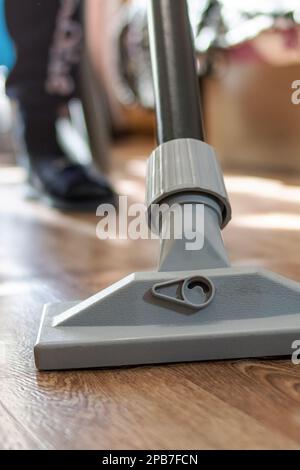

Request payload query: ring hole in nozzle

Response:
[182,276,215,310]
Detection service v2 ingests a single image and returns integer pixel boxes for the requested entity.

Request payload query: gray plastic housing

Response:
[35,268,300,371]
[146,138,232,229]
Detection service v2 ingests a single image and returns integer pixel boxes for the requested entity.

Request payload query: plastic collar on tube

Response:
[146,138,232,229]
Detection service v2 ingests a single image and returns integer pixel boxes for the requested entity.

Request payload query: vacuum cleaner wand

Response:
[148,0,204,144]
[34,0,300,370]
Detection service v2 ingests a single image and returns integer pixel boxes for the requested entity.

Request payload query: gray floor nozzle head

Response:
[35,267,300,371]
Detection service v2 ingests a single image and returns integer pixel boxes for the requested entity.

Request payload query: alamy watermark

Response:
[291,80,300,104]
[289,83,300,365]
[292,340,300,365]
[96,196,205,251]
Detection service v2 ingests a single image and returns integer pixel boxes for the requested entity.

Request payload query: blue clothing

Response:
[0,0,15,70]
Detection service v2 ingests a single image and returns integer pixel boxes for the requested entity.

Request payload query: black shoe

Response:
[16,110,117,211]
[27,155,117,211]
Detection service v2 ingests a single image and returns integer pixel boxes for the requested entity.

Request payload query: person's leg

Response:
[5,0,115,209]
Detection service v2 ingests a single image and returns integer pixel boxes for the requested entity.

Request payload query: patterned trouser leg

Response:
[4,0,83,114]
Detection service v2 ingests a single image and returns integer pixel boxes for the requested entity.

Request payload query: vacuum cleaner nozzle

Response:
[34,139,300,371]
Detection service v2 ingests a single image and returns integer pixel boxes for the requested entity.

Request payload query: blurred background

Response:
[111,0,300,174]
[2,0,300,173]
